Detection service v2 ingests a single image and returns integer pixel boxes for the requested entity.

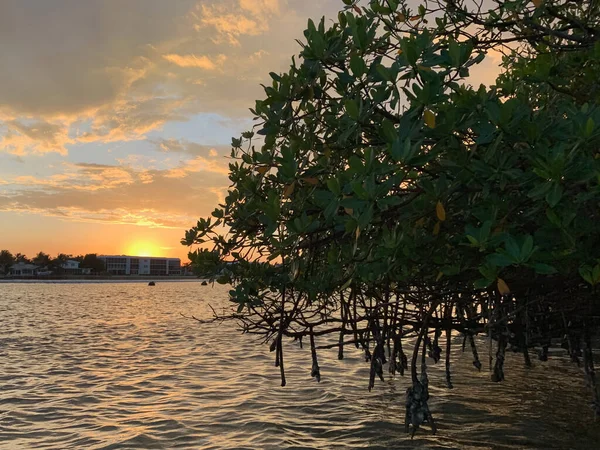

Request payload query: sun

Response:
[125,241,160,257]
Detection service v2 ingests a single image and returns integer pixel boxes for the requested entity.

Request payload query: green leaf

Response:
[381,119,397,143]
[529,182,551,198]
[340,277,353,290]
[376,64,392,81]
[345,99,360,120]
[350,54,367,77]
[504,235,521,260]
[466,235,479,246]
[545,208,561,227]
[585,117,595,137]
[487,253,514,267]
[521,235,534,261]
[545,183,563,207]
[579,266,594,285]
[474,278,493,289]
[533,263,557,275]
[326,178,341,195]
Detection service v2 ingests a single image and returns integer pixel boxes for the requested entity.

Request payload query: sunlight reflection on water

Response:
[0,281,598,449]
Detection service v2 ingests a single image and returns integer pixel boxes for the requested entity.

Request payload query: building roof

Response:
[98,255,180,260]
[10,263,38,269]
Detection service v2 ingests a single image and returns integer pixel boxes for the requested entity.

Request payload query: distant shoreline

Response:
[0,276,206,284]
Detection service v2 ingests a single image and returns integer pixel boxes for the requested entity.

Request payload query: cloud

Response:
[77,95,190,144]
[0,159,230,228]
[153,137,229,157]
[0,0,346,158]
[5,163,134,191]
[0,204,197,229]
[0,119,73,155]
[163,53,227,70]
[195,1,275,46]
[0,1,193,118]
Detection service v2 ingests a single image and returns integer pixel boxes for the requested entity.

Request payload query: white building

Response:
[60,260,92,275]
[98,255,181,276]
[9,263,38,276]
[61,260,80,271]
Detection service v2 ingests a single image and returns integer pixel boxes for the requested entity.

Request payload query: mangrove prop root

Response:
[523,346,532,368]
[310,329,320,382]
[468,334,482,371]
[429,328,442,363]
[583,329,600,416]
[195,281,600,435]
[445,329,453,389]
[405,356,436,437]
[492,335,507,383]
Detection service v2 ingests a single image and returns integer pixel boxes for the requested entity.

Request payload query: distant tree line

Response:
[0,250,105,275]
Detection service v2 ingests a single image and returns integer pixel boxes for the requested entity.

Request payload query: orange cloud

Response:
[196,0,282,45]
[163,53,227,70]
[0,119,73,155]
[0,161,229,229]
[164,155,229,178]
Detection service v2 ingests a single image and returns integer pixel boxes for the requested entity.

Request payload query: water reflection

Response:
[0,281,598,449]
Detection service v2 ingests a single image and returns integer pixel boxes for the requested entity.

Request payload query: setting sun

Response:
[125,241,160,257]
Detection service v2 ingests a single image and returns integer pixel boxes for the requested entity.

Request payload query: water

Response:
[0,281,598,449]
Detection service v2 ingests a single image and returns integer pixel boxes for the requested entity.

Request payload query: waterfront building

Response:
[60,260,92,275]
[9,263,39,276]
[98,255,181,276]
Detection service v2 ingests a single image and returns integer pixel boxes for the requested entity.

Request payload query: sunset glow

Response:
[125,241,161,258]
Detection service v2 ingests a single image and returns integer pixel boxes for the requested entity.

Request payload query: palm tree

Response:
[0,250,15,274]
[50,253,70,273]
[14,253,30,264]
[33,251,51,267]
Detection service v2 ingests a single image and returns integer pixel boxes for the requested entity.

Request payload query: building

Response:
[61,259,79,272]
[9,263,38,276]
[60,260,92,275]
[98,255,181,276]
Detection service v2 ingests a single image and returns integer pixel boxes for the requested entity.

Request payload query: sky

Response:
[0,0,501,261]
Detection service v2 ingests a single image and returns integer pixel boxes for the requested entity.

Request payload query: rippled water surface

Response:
[1,281,599,449]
